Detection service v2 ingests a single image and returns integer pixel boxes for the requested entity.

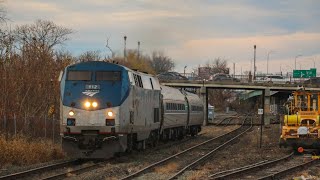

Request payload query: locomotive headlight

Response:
[68,110,75,116]
[92,102,98,108]
[107,111,113,117]
[85,101,91,108]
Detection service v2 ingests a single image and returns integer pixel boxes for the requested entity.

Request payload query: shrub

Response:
[0,134,65,168]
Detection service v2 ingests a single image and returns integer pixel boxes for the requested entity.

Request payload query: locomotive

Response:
[59,61,204,158]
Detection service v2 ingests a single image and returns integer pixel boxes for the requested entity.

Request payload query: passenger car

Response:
[211,73,240,82]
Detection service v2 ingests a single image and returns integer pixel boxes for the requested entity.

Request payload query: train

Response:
[279,90,320,153]
[59,61,204,158]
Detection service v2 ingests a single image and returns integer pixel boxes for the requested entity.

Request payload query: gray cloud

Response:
[6,0,320,73]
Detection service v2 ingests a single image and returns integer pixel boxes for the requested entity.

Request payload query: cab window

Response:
[96,71,121,81]
[67,71,92,81]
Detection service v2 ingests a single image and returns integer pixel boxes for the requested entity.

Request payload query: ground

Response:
[1,114,319,180]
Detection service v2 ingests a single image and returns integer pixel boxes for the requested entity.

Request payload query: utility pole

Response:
[312,57,316,68]
[233,62,235,77]
[124,35,127,61]
[294,54,302,70]
[267,50,274,75]
[137,41,140,60]
[254,45,256,80]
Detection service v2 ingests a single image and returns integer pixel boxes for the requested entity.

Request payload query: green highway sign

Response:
[293,68,317,78]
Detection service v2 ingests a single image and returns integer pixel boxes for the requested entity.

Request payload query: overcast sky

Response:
[5,0,320,74]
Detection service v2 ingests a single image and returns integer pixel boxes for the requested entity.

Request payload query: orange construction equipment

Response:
[280,90,320,151]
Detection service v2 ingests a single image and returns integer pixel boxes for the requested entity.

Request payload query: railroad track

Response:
[215,117,234,126]
[40,161,105,180]
[0,159,80,180]
[120,116,252,180]
[153,121,239,152]
[214,114,246,126]
[0,120,241,180]
[209,153,319,179]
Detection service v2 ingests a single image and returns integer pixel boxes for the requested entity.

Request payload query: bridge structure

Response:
[161,81,320,125]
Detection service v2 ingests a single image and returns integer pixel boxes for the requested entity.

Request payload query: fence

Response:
[0,114,60,142]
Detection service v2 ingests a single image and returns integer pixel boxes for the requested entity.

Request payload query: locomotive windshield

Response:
[96,71,121,81]
[67,71,92,81]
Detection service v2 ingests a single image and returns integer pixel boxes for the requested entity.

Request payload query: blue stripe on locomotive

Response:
[60,61,130,110]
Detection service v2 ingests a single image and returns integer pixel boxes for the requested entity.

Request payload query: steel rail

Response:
[258,158,319,180]
[121,116,250,180]
[209,152,294,179]
[41,162,104,180]
[208,160,269,178]
[215,117,229,126]
[168,118,252,180]
[0,159,78,180]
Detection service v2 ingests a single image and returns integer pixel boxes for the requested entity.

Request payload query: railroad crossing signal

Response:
[293,68,316,78]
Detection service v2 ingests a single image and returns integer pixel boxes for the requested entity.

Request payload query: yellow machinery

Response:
[280,90,320,152]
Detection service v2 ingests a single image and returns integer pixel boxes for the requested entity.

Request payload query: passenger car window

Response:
[67,71,92,81]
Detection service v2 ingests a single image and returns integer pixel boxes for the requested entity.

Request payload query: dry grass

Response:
[154,162,179,174]
[0,134,65,168]
[187,170,207,180]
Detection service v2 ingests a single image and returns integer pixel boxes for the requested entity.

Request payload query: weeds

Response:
[154,162,179,174]
[0,134,65,168]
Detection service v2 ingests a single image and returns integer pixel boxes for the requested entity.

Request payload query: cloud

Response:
[5,0,320,75]
[169,32,320,73]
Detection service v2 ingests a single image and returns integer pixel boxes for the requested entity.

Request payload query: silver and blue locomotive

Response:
[60,61,203,158]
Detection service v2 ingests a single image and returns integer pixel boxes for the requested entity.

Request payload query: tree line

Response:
[0,19,175,138]
[0,1,242,139]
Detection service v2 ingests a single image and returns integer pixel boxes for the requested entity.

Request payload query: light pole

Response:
[137,41,140,60]
[233,62,235,77]
[253,45,256,80]
[124,35,127,61]
[312,57,315,68]
[184,66,187,76]
[297,62,303,82]
[267,50,274,75]
[297,62,302,70]
[294,54,302,70]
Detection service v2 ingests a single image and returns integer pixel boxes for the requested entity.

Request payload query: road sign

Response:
[293,68,316,78]
[258,109,263,115]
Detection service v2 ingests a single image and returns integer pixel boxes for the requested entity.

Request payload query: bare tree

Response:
[78,50,102,62]
[0,19,75,138]
[150,51,175,74]
[55,50,76,67]
[124,50,155,74]
[14,19,73,52]
[208,89,234,112]
[205,58,229,74]
[105,36,114,59]
[0,0,7,23]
